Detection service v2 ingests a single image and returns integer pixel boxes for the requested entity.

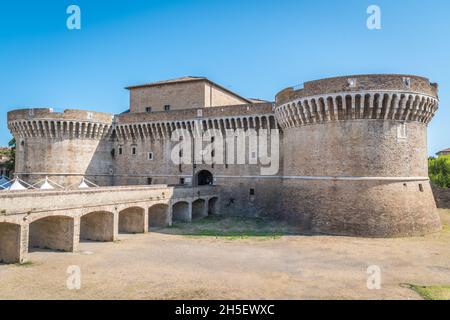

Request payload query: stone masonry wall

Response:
[432,184,450,209]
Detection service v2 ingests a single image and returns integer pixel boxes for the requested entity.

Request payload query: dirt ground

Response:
[0,210,449,300]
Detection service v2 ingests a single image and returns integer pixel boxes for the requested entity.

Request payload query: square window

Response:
[146,107,152,113]
[147,178,153,185]
[164,105,171,111]
[148,152,154,160]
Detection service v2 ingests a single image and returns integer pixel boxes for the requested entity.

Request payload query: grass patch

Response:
[163,215,298,240]
[15,261,33,267]
[408,284,450,300]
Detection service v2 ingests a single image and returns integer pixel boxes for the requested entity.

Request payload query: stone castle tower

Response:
[7,74,442,237]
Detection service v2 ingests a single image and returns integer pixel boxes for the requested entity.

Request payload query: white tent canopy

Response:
[8,178,27,191]
[78,177,99,189]
[32,176,64,190]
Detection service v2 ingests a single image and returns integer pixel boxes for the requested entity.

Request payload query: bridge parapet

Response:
[0,185,218,217]
[0,185,219,264]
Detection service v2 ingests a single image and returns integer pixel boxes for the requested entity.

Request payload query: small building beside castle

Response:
[436,148,450,157]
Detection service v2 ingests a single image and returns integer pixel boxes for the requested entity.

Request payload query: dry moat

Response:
[0,209,449,300]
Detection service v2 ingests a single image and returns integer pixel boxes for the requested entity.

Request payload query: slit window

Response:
[132,146,137,155]
[419,184,424,192]
[148,152,154,160]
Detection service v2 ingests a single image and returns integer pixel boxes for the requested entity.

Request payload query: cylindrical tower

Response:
[8,108,114,188]
[275,74,441,237]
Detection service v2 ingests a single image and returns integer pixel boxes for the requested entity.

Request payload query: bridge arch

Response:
[29,215,76,252]
[119,206,146,233]
[192,199,207,219]
[208,197,219,215]
[196,170,213,186]
[0,222,21,263]
[148,203,170,228]
[80,211,115,242]
[172,201,190,222]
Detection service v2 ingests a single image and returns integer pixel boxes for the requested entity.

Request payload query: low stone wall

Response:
[432,184,450,209]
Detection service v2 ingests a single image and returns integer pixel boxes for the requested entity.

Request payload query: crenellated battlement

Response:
[114,103,276,141]
[8,108,114,140]
[274,75,439,128]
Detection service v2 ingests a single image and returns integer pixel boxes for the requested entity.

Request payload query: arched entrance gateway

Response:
[196,170,213,186]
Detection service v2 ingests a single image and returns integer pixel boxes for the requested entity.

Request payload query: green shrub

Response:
[429,155,450,188]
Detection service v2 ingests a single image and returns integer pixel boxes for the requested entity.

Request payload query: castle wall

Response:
[432,184,450,209]
[280,121,439,236]
[7,74,442,238]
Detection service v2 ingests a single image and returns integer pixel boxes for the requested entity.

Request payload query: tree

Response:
[6,138,15,175]
[429,155,450,188]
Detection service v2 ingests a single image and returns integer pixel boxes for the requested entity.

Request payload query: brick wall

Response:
[432,184,450,209]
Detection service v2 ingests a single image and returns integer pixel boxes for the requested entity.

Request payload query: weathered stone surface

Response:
[4,74,442,241]
[432,184,450,209]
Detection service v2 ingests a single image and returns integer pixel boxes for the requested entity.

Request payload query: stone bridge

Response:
[0,185,219,264]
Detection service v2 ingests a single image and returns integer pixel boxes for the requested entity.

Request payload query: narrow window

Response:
[419,184,424,192]
[403,77,411,88]
[397,123,407,140]
[249,188,255,196]
[164,105,171,111]
[146,107,152,113]
[179,164,182,173]
[118,146,123,155]
[132,146,137,155]
[148,152,154,160]
[180,178,185,185]
[147,178,153,185]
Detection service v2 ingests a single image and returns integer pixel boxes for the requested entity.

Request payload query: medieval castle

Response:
[6,74,442,238]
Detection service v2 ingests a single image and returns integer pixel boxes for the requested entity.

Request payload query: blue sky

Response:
[0,0,448,154]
